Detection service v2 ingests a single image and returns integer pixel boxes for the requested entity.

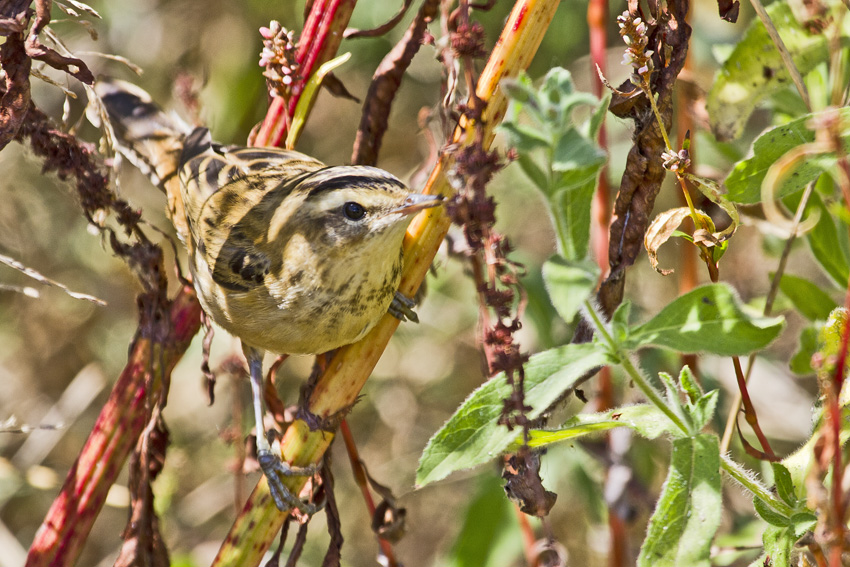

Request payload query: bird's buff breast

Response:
[190,248,403,355]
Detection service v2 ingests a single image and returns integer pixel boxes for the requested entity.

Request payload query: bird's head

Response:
[291,166,443,251]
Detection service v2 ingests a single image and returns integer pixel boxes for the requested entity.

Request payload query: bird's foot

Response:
[389,291,419,323]
[257,447,322,514]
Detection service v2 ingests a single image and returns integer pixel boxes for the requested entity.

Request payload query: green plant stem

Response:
[720,454,794,517]
[641,77,673,151]
[640,76,714,271]
[584,301,688,433]
[584,299,795,518]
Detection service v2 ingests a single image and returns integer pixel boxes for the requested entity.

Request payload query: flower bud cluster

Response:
[617,12,654,86]
[259,21,301,99]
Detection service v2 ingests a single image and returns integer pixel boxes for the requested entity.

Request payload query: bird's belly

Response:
[192,255,401,355]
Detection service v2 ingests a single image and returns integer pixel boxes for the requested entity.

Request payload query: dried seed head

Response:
[450,22,487,59]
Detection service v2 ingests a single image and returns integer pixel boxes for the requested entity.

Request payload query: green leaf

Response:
[516,153,548,192]
[753,526,794,567]
[500,75,537,106]
[790,325,819,375]
[689,390,719,434]
[541,255,599,324]
[585,92,611,140]
[679,365,702,402]
[499,67,607,262]
[549,169,600,261]
[654,367,718,437]
[786,190,850,287]
[416,343,612,486]
[658,372,691,434]
[520,404,680,450]
[753,496,791,527]
[707,2,850,141]
[552,129,606,173]
[724,107,850,204]
[778,273,838,321]
[790,512,817,537]
[446,474,521,567]
[499,122,552,151]
[771,463,798,508]
[626,284,785,356]
[610,301,632,345]
[637,435,722,567]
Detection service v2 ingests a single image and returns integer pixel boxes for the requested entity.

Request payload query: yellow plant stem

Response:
[211,2,561,566]
[642,78,674,152]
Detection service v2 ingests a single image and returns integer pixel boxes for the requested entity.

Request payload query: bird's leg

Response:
[244,344,320,514]
[388,291,419,323]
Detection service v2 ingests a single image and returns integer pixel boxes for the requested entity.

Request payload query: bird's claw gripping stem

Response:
[389,291,419,323]
[257,447,322,514]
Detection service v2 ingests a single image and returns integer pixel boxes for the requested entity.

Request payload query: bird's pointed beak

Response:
[392,193,444,216]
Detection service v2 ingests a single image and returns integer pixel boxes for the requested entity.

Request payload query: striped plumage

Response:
[96,79,441,511]
[178,128,419,354]
[96,80,437,355]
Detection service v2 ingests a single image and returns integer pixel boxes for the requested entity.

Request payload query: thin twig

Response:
[0,252,106,305]
[343,0,412,39]
[339,421,398,564]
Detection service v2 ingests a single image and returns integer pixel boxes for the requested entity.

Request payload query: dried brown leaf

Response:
[597,0,691,317]
[644,207,692,275]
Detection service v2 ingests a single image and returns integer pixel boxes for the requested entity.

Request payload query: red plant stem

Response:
[339,420,398,564]
[731,355,776,460]
[514,505,538,566]
[828,294,849,566]
[340,420,376,514]
[588,2,628,565]
[587,0,607,100]
[675,50,699,374]
[253,0,357,147]
[26,285,202,567]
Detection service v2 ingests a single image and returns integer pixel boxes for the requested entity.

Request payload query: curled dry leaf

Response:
[693,228,722,247]
[645,207,713,275]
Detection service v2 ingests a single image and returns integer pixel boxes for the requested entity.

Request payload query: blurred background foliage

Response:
[0,0,828,566]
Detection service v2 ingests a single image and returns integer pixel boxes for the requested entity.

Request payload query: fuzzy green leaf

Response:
[519,404,679,450]
[637,435,722,567]
[552,129,606,173]
[751,526,794,567]
[515,153,548,192]
[549,169,601,261]
[790,325,819,375]
[753,496,791,527]
[499,68,607,262]
[625,284,785,356]
[416,343,612,486]
[771,463,798,508]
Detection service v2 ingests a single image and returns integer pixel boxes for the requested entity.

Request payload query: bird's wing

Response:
[179,129,325,292]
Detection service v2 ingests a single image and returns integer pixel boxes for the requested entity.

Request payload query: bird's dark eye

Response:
[343,201,366,220]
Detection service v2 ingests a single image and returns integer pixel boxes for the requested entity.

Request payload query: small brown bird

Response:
[95,79,442,512]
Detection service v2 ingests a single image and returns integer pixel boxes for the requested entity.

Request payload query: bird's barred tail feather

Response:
[94,79,192,241]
